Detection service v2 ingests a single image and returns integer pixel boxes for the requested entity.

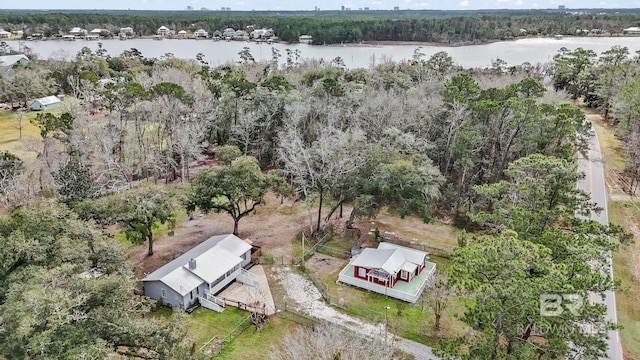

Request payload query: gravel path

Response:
[273,267,439,360]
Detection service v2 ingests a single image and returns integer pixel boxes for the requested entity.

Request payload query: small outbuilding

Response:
[338,242,436,303]
[0,54,29,67]
[31,96,61,111]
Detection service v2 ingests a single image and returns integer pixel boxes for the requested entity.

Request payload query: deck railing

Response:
[236,268,258,287]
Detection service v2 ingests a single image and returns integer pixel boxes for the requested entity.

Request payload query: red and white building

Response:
[338,242,436,303]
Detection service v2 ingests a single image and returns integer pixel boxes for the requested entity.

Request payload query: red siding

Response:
[354,266,370,280]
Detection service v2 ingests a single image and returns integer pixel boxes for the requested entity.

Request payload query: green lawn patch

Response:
[114,208,187,248]
[150,306,302,359]
[215,315,301,360]
[609,202,640,359]
[0,109,45,160]
[305,252,465,346]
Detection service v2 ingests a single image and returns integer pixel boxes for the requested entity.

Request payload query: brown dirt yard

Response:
[128,194,459,278]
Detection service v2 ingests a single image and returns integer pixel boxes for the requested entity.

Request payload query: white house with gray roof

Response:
[31,95,61,111]
[142,234,255,310]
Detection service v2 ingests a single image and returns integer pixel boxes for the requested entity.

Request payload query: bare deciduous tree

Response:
[269,322,394,360]
[423,272,455,330]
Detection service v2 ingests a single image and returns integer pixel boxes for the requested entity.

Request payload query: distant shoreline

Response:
[12,33,631,48]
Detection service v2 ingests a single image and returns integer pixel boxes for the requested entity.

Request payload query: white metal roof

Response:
[351,248,406,276]
[216,235,252,257]
[188,247,241,283]
[401,262,418,274]
[377,242,427,265]
[0,54,28,66]
[160,266,203,296]
[351,242,427,276]
[142,234,251,295]
[34,95,60,106]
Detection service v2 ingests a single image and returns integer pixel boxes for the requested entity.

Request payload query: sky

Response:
[0,0,638,11]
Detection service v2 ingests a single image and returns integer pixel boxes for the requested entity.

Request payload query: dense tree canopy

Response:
[0,201,195,358]
[2,9,640,44]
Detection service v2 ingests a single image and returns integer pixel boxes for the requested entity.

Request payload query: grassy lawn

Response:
[151,306,302,359]
[608,202,640,359]
[590,112,640,359]
[591,114,626,195]
[305,252,465,347]
[114,208,188,247]
[215,315,300,360]
[369,209,460,251]
[0,109,43,160]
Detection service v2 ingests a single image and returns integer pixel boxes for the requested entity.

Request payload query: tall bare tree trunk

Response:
[316,186,323,234]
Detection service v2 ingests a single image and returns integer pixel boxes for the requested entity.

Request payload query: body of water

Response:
[7,36,640,69]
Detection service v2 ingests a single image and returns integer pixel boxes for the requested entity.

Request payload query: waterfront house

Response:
[0,29,11,39]
[250,28,275,39]
[90,28,109,37]
[623,27,640,34]
[0,54,29,67]
[69,27,88,37]
[142,234,256,311]
[222,27,236,39]
[194,29,208,38]
[119,27,134,36]
[32,96,61,111]
[299,34,313,44]
[157,26,171,36]
[337,242,436,303]
[212,30,222,39]
[233,29,248,40]
[177,30,187,38]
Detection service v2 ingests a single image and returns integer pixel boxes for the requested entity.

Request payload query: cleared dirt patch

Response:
[129,193,308,276]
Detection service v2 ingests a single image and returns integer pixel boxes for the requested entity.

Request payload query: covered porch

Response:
[338,261,436,303]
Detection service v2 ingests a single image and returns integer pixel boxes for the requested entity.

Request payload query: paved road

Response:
[577,130,623,360]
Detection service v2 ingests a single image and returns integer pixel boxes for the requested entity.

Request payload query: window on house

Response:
[213,275,224,286]
[357,267,367,278]
[190,291,193,300]
[196,287,199,294]
[161,288,167,298]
